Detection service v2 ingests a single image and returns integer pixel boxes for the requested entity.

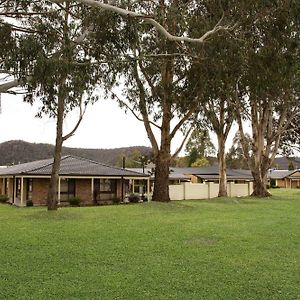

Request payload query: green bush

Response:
[112,197,121,204]
[0,195,9,203]
[128,193,140,203]
[69,196,81,206]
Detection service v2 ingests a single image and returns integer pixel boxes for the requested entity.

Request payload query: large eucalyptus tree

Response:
[83,0,232,201]
[185,1,241,197]
[233,0,300,197]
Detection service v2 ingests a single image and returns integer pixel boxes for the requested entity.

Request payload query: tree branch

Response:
[170,104,198,140]
[172,124,194,159]
[0,24,91,94]
[62,96,87,141]
[132,61,159,154]
[51,0,234,44]
[111,91,161,130]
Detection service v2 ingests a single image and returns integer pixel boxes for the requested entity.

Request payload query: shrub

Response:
[128,193,140,203]
[27,200,34,207]
[112,197,121,204]
[69,196,81,206]
[0,195,9,203]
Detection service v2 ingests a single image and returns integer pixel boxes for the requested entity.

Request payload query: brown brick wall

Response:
[32,178,49,205]
[291,180,300,188]
[75,179,92,204]
[276,179,287,188]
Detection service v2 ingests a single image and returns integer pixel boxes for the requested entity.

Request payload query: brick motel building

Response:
[0,156,150,207]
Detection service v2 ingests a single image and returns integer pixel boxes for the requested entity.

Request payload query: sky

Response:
[0,92,244,156]
[0,93,188,153]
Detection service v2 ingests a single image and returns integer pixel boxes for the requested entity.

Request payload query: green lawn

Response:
[1,189,300,300]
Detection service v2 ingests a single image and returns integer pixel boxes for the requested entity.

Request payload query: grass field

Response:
[1,189,300,299]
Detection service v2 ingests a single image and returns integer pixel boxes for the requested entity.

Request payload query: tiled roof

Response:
[130,166,253,180]
[129,167,191,180]
[268,169,300,179]
[0,156,149,177]
[171,166,219,175]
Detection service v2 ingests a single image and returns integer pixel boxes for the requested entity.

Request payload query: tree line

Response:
[0,0,299,210]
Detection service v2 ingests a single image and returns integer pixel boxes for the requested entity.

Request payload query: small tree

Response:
[185,128,216,167]
[1,1,100,210]
[288,161,295,171]
[191,157,210,168]
[226,131,250,170]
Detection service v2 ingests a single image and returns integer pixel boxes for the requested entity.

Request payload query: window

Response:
[16,178,21,199]
[60,179,75,201]
[133,180,146,194]
[100,179,116,193]
[26,179,33,201]
[93,179,117,201]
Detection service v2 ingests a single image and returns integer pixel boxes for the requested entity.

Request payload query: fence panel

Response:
[169,182,253,201]
[169,185,185,200]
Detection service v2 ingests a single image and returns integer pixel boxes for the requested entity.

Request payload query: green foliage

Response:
[185,129,216,167]
[172,156,189,167]
[0,194,9,203]
[112,197,121,204]
[0,189,300,298]
[226,131,251,169]
[191,157,210,168]
[187,148,199,167]
[68,196,81,206]
[1,2,102,115]
[280,114,300,155]
[288,161,295,171]
[128,193,140,203]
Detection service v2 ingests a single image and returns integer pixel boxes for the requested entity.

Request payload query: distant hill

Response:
[272,157,300,170]
[0,140,152,166]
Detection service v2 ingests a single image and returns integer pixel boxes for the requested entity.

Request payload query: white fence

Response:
[169,182,253,200]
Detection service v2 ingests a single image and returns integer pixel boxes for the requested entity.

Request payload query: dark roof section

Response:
[128,168,191,181]
[0,157,53,176]
[172,166,252,180]
[130,166,253,180]
[0,156,149,177]
[171,166,219,175]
